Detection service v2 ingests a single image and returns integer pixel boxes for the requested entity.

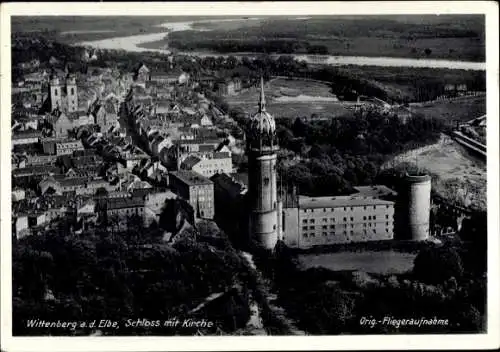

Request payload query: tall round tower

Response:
[247,77,280,250]
[397,174,432,241]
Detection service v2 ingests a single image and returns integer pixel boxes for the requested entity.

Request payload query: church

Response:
[46,73,79,113]
[42,72,93,137]
[245,77,283,250]
[213,77,397,251]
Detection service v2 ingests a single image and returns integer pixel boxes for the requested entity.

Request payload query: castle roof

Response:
[298,195,394,209]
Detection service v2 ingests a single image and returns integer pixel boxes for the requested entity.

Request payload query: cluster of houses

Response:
[11,59,243,239]
[125,63,234,178]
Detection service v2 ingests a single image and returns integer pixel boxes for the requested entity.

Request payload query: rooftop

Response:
[181,155,202,169]
[298,195,394,209]
[210,173,246,197]
[170,170,213,187]
[212,152,231,160]
[12,130,42,139]
[106,196,145,210]
[13,165,61,176]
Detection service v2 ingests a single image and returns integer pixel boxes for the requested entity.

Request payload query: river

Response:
[76,18,485,71]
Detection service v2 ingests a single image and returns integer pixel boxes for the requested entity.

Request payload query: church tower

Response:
[247,77,280,250]
[66,74,78,113]
[49,75,62,112]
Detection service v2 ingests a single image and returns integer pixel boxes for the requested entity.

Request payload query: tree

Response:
[413,246,464,284]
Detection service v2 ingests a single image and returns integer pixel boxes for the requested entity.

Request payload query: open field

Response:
[167,15,485,61]
[386,134,486,210]
[329,65,486,103]
[298,250,417,275]
[410,95,486,123]
[12,15,485,62]
[11,16,257,44]
[226,78,350,119]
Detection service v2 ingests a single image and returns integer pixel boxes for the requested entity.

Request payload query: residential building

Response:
[169,170,214,219]
[12,130,42,146]
[134,63,150,86]
[55,139,85,156]
[180,152,232,178]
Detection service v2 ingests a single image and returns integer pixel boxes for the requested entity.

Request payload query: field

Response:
[226,78,351,119]
[11,15,485,62]
[167,15,485,61]
[410,95,486,123]
[386,134,486,210]
[11,16,252,44]
[330,66,486,103]
[298,250,417,275]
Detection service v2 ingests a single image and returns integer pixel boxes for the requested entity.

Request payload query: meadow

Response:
[225,78,350,119]
[411,95,486,123]
[167,15,485,61]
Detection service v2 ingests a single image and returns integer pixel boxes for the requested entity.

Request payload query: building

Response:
[180,152,232,178]
[149,69,190,85]
[103,196,146,230]
[246,78,282,250]
[134,63,150,86]
[177,138,221,154]
[12,130,42,146]
[282,195,395,249]
[169,170,214,220]
[12,188,26,202]
[217,77,242,97]
[13,214,29,238]
[55,139,85,156]
[210,173,248,245]
[92,100,119,133]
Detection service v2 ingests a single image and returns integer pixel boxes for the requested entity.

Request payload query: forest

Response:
[12,215,254,336]
[230,107,446,197]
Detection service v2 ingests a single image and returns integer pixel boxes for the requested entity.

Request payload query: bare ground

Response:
[385,134,486,210]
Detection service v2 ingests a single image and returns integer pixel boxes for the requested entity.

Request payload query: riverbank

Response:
[385,134,486,210]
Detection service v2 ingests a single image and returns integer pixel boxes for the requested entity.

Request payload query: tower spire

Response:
[259,76,266,112]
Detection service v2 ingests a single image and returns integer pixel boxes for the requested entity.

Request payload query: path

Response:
[240,251,306,335]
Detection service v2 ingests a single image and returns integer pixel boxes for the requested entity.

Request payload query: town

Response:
[11,48,475,247]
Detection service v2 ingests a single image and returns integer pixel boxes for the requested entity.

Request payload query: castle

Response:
[245,79,431,251]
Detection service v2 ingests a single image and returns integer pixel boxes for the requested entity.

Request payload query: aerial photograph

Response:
[8,12,487,337]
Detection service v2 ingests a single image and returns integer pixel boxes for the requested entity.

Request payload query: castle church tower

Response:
[247,78,280,250]
[66,74,78,113]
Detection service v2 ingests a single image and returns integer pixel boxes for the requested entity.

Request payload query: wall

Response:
[283,203,395,249]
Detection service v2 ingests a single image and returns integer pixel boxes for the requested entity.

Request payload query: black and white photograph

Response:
[1,1,498,351]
